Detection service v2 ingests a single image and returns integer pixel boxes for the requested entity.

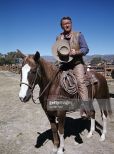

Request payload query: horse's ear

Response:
[34,51,40,62]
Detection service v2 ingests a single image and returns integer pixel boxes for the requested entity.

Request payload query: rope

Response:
[60,70,78,95]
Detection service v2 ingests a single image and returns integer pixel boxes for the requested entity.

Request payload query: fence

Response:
[0,64,22,74]
[0,64,114,80]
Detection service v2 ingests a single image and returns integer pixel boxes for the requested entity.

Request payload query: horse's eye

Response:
[29,71,32,75]
[32,70,36,73]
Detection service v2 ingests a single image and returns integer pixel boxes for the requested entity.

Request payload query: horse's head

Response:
[19,51,41,102]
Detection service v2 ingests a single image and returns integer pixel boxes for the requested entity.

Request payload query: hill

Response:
[42,54,114,63]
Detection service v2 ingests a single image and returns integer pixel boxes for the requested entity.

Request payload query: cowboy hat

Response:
[52,39,73,63]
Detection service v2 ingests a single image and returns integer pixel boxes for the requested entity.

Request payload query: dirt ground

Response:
[0,71,114,154]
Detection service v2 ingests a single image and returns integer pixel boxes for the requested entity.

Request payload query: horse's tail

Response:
[94,72,112,118]
[106,97,112,118]
[97,82,112,118]
[105,85,112,118]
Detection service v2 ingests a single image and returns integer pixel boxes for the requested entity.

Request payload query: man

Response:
[56,16,90,114]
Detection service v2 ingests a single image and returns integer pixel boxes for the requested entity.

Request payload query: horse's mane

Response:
[24,55,58,82]
[39,58,58,81]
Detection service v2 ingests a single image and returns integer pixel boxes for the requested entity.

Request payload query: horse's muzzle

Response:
[19,95,31,103]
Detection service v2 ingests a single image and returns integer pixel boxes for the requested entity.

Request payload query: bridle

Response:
[20,65,60,104]
[20,66,41,104]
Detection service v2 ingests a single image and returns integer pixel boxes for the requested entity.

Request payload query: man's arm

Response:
[69,32,89,56]
[79,32,89,56]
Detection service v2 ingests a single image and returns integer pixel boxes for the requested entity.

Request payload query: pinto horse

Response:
[19,51,112,154]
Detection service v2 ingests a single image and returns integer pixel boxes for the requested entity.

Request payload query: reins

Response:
[20,67,60,104]
[32,69,60,104]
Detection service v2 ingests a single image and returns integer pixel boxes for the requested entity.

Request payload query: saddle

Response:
[84,70,98,86]
[60,70,98,95]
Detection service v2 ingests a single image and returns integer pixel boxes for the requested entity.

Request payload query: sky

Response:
[0,0,114,56]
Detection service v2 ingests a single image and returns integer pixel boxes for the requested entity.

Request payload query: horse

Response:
[19,51,112,154]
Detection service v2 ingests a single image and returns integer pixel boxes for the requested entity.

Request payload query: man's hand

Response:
[69,49,82,56]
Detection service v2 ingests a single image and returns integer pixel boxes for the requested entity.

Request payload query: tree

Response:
[0,57,5,65]
[5,51,16,64]
[0,50,25,65]
[0,53,3,57]
[90,57,102,65]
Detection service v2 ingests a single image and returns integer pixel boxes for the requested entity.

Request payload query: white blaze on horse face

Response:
[19,64,31,99]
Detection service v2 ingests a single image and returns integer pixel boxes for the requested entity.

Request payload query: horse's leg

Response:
[100,110,107,141]
[48,115,59,154]
[87,101,95,138]
[97,99,108,141]
[57,112,65,154]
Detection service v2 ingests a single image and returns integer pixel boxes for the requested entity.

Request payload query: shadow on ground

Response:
[35,117,102,148]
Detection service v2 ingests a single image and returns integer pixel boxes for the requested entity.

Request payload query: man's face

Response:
[61,19,72,33]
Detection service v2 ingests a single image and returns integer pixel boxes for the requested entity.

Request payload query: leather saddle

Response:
[84,70,98,86]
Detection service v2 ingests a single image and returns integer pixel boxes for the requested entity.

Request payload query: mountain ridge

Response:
[42,54,114,63]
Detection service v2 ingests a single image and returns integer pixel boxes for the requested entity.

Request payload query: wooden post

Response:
[104,61,106,78]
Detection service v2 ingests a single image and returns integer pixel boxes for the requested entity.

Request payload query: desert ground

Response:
[0,71,114,154]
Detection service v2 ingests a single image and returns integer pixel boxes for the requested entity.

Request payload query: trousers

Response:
[73,63,88,101]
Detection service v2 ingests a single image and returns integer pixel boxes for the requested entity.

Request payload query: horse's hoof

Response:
[57,148,64,154]
[74,142,79,146]
[100,134,105,142]
[52,146,58,154]
[87,132,93,138]
[51,151,57,154]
